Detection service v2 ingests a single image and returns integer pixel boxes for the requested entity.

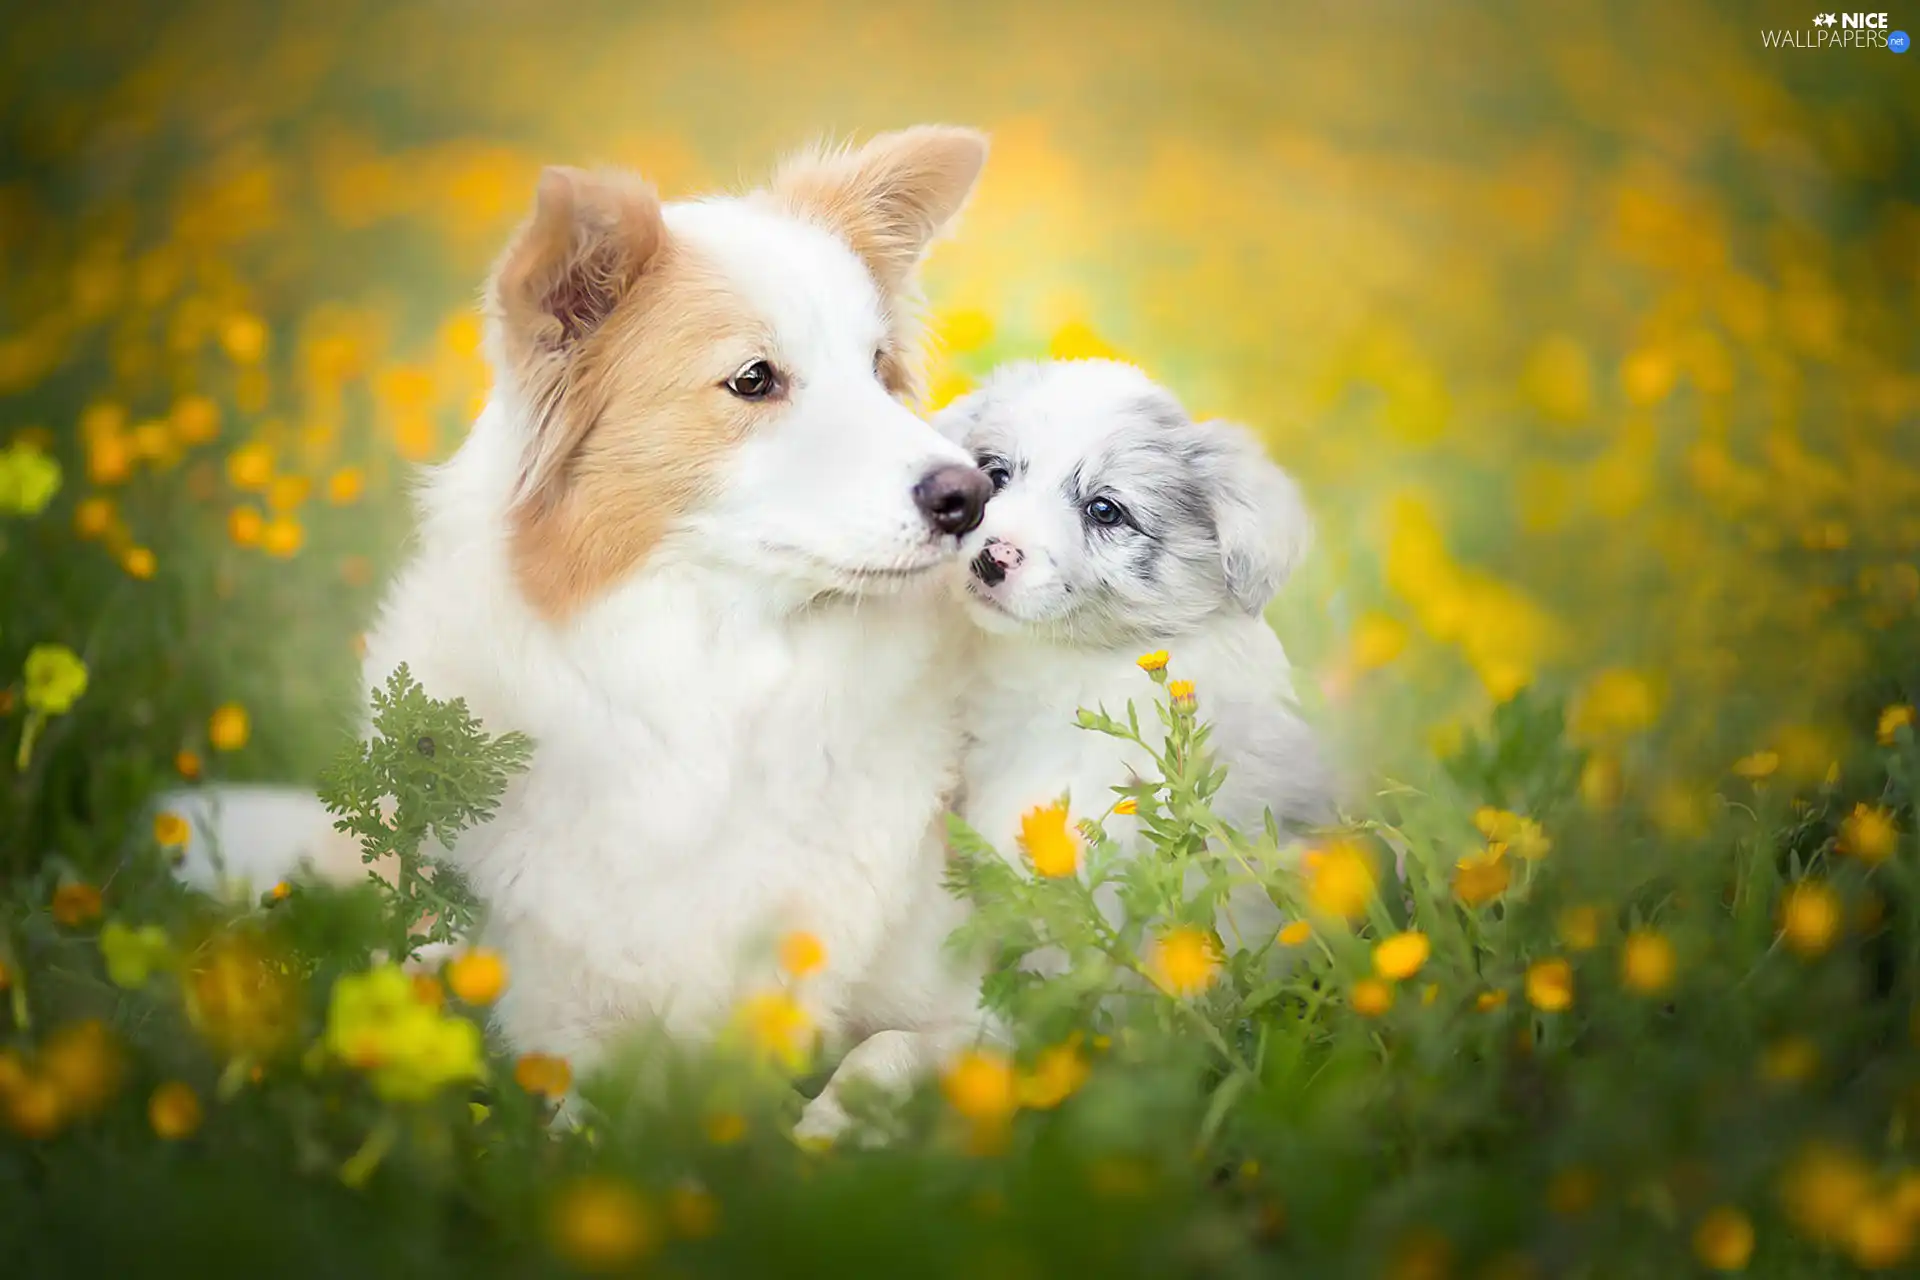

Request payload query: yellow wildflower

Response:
[1351,978,1393,1017]
[1779,1141,1874,1242]
[1475,990,1508,1012]
[225,443,273,491]
[227,506,264,546]
[4,1069,66,1140]
[208,703,250,752]
[1302,841,1377,922]
[24,644,88,715]
[1845,1198,1913,1270]
[1840,804,1899,864]
[778,930,826,979]
[220,314,268,364]
[1525,958,1574,1012]
[99,921,171,989]
[1879,705,1914,746]
[73,496,114,539]
[1733,751,1779,780]
[1571,668,1660,740]
[937,307,994,353]
[175,749,203,780]
[1621,929,1676,995]
[1136,650,1170,674]
[130,420,171,461]
[942,1049,1018,1124]
[1168,679,1197,711]
[87,433,131,485]
[731,991,814,1072]
[1049,320,1120,361]
[153,811,190,848]
[667,1184,719,1239]
[1349,611,1409,672]
[549,1176,657,1272]
[0,441,61,516]
[327,466,366,505]
[50,882,102,927]
[1779,881,1842,958]
[703,1110,747,1145]
[1111,797,1138,816]
[1016,1037,1089,1110]
[1473,808,1551,859]
[324,964,486,1102]
[445,949,509,1005]
[1759,1036,1819,1084]
[1579,755,1623,808]
[170,394,220,445]
[38,1019,124,1119]
[260,516,304,558]
[266,474,311,512]
[148,1081,203,1140]
[1373,931,1431,981]
[184,932,299,1060]
[1277,920,1312,946]
[1146,926,1220,997]
[122,547,157,580]
[1557,905,1603,951]
[513,1052,573,1098]
[1693,1206,1755,1272]
[1453,844,1510,906]
[1017,801,1079,878]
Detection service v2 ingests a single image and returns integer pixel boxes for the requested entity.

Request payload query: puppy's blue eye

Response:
[985,466,1011,492]
[1084,497,1126,527]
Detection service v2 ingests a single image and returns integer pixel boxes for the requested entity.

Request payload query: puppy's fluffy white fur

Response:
[935,360,1333,945]
[169,129,1004,1141]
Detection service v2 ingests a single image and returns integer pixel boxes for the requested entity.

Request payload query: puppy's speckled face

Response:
[933,359,1312,648]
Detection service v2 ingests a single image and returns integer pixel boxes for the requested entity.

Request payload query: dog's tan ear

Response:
[767,126,988,294]
[487,166,667,504]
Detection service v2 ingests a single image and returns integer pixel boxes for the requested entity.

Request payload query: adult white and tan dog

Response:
[935,360,1334,947]
[170,128,1002,1137]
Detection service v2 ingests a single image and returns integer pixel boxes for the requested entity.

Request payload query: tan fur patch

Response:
[484,166,775,619]
[507,240,769,618]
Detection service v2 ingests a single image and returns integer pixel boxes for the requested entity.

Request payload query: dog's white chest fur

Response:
[365,447,967,1065]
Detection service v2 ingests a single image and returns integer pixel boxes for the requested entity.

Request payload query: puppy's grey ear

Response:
[1200,421,1313,614]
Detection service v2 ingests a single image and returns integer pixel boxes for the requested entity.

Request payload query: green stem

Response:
[15,712,44,772]
[340,1115,399,1189]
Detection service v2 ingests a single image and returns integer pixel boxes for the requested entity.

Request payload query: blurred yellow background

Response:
[3,0,1916,808]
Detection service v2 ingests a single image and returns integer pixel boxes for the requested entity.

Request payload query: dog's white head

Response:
[483,127,992,618]
[934,359,1312,647]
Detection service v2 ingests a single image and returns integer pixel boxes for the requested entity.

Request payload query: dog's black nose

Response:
[913,464,991,537]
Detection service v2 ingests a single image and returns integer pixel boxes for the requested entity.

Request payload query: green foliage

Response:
[316,664,531,958]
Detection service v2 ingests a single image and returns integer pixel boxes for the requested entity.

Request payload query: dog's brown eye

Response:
[725,360,779,400]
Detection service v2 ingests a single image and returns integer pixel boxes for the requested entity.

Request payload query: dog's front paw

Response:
[793,1091,852,1149]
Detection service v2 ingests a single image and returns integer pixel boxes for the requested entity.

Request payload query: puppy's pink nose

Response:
[971,538,1024,587]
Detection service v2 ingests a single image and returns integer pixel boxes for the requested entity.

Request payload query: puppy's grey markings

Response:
[936,358,1337,957]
